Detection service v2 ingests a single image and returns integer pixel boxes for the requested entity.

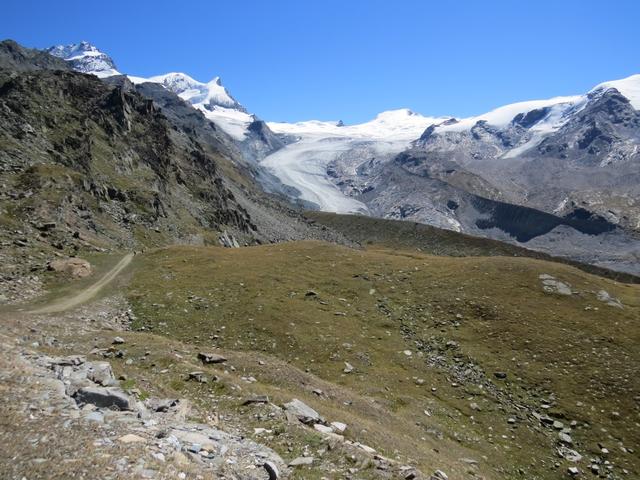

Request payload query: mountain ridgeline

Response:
[1,39,639,277]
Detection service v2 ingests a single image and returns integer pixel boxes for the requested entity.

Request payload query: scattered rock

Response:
[539,274,572,295]
[431,470,448,480]
[145,397,178,412]
[242,395,269,406]
[83,411,104,423]
[557,446,582,462]
[197,352,227,364]
[355,442,376,454]
[289,456,314,467]
[331,421,347,433]
[596,290,623,308]
[112,336,125,345]
[558,432,573,444]
[263,460,279,480]
[313,424,333,434]
[494,371,507,379]
[283,399,323,424]
[187,371,209,383]
[343,362,354,374]
[86,361,116,386]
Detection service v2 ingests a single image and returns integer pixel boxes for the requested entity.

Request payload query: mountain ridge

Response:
[15,40,640,273]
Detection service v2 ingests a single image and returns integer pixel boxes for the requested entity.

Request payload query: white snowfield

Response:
[269,109,447,141]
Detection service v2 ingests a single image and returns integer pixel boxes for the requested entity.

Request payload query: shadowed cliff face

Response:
[472,197,616,242]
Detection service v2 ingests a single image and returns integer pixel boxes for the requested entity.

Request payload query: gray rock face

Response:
[73,386,132,410]
[539,274,573,295]
[197,352,228,364]
[289,456,314,466]
[86,361,116,386]
[0,40,71,72]
[283,398,323,424]
[596,289,623,308]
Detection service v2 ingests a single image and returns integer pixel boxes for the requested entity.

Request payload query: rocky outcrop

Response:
[0,39,71,72]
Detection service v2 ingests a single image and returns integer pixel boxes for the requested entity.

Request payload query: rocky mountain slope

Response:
[48,42,285,166]
[0,39,350,304]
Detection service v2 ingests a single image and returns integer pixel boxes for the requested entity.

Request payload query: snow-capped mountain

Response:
[261,75,640,274]
[48,42,259,142]
[130,72,254,141]
[44,41,640,273]
[47,41,119,78]
[269,108,445,141]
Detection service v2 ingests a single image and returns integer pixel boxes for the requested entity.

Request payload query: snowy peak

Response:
[590,74,640,110]
[137,71,251,140]
[417,73,640,159]
[268,108,446,141]
[431,74,640,137]
[144,72,245,112]
[47,41,119,78]
[47,42,253,140]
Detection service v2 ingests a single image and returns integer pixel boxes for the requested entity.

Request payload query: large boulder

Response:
[198,352,227,364]
[48,257,93,278]
[86,361,116,386]
[73,386,132,410]
[283,398,323,424]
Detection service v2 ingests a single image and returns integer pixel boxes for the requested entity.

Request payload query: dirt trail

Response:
[29,253,134,314]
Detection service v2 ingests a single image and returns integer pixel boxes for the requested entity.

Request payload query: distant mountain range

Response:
[37,41,640,273]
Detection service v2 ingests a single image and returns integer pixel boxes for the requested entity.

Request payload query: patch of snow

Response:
[47,41,120,78]
[199,106,255,141]
[269,109,445,141]
[436,96,581,134]
[591,74,640,110]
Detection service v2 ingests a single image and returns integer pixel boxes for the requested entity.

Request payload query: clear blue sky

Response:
[3,0,639,123]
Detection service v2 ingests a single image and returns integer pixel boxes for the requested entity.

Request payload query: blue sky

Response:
[3,0,639,123]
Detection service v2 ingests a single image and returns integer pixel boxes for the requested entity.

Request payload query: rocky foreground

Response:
[0,293,443,480]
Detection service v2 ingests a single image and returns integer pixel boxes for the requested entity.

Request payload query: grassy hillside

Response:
[306,211,640,284]
[125,241,640,479]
